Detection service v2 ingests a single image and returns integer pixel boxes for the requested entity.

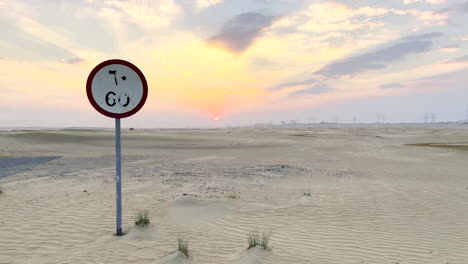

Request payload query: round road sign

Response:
[86,59,148,119]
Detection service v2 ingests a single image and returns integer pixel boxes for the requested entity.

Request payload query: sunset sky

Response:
[1,0,467,127]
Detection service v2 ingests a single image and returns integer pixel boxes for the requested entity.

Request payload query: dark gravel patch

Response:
[0,156,62,178]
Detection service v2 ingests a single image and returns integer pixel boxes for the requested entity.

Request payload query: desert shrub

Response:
[134,210,150,226]
[178,238,189,257]
[247,231,272,251]
[226,192,240,199]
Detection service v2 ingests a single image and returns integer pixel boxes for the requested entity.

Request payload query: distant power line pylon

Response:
[376,112,385,123]
[424,112,436,123]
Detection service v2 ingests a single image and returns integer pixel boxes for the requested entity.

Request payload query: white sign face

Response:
[87,60,148,119]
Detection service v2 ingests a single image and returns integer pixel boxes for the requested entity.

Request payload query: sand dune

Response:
[1,127,468,263]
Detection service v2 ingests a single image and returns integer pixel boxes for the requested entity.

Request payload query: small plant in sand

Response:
[303,191,311,197]
[226,192,240,199]
[0,185,3,194]
[134,210,150,226]
[178,238,189,257]
[247,231,272,252]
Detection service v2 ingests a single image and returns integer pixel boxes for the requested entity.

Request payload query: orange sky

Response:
[1,0,468,126]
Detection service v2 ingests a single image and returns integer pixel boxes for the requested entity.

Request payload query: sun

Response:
[213,116,220,121]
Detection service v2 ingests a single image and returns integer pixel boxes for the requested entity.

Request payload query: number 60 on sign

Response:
[86,59,148,119]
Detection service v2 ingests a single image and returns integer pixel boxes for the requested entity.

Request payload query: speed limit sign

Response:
[86,59,148,119]
[86,59,148,236]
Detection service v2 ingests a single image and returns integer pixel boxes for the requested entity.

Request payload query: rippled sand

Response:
[0,126,467,263]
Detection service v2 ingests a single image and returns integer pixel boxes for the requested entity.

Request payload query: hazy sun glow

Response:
[214,117,220,121]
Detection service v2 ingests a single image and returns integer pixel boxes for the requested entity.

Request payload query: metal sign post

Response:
[115,118,122,235]
[86,59,148,236]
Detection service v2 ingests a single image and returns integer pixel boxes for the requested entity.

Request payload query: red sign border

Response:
[86,59,148,119]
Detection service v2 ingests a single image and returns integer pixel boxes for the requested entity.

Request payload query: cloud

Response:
[403,0,447,4]
[297,2,389,33]
[460,0,468,11]
[415,68,466,81]
[270,79,316,91]
[289,84,332,96]
[390,8,448,25]
[197,0,223,8]
[15,16,74,49]
[435,1,468,14]
[315,32,442,77]
[403,32,444,40]
[443,55,468,64]
[440,44,459,52]
[298,20,384,33]
[280,2,446,41]
[302,2,390,23]
[207,12,278,53]
[58,57,85,64]
[380,82,407,89]
[102,0,180,28]
[453,35,468,41]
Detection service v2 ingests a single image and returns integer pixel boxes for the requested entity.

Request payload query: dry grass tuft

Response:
[134,210,150,226]
[226,192,240,199]
[178,238,189,257]
[247,231,272,251]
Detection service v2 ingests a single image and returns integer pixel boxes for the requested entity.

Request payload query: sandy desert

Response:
[1,125,468,264]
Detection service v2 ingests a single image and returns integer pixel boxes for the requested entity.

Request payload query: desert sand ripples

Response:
[1,128,468,263]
